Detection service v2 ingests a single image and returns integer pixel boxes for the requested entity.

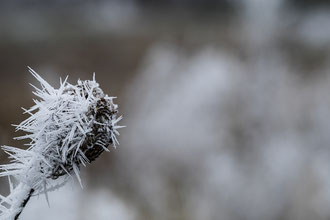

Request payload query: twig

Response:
[14,188,34,220]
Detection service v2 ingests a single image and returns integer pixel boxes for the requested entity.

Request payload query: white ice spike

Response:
[0,68,123,219]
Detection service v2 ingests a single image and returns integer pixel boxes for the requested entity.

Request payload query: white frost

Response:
[0,68,122,219]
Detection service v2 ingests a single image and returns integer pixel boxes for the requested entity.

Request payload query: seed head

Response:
[0,67,123,192]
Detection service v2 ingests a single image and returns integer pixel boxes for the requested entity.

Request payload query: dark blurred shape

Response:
[137,0,234,13]
[289,0,330,9]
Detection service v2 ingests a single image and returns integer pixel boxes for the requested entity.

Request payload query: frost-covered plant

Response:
[0,67,123,219]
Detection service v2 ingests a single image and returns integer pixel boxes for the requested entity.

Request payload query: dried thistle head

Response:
[0,67,123,191]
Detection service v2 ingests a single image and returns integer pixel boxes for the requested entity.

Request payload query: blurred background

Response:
[1,0,330,219]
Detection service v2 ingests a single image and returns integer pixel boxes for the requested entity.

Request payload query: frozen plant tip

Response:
[0,67,124,219]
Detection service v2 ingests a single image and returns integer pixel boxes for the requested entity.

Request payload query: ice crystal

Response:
[0,67,123,219]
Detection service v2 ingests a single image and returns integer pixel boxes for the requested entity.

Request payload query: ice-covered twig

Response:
[0,68,123,219]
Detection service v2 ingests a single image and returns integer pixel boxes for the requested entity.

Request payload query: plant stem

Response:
[14,188,34,220]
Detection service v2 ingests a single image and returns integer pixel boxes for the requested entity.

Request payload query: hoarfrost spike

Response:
[0,68,123,219]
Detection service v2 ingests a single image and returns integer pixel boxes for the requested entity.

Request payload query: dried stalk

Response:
[0,68,123,219]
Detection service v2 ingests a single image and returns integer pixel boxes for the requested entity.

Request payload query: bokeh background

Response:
[1,0,330,219]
